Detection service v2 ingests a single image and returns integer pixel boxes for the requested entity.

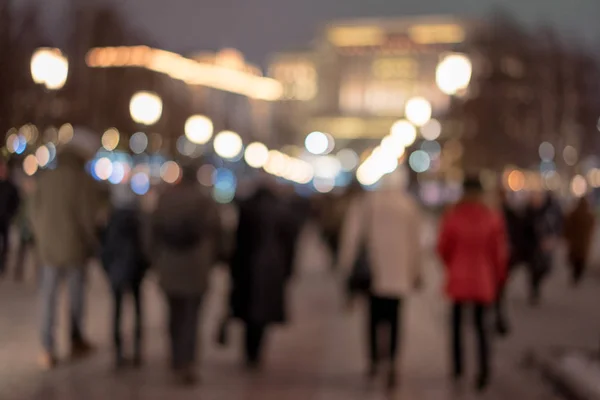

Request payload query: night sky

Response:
[26,0,600,65]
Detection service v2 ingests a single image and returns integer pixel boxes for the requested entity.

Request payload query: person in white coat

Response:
[339,170,423,388]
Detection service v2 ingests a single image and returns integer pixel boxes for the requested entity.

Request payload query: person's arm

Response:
[337,196,364,273]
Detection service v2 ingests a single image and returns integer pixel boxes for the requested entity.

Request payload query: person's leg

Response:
[494,281,509,336]
[132,282,143,365]
[167,295,183,369]
[245,322,267,366]
[368,295,383,376]
[14,238,27,281]
[112,287,125,366]
[68,268,93,358]
[572,257,585,286]
[451,302,464,380]
[474,304,491,391]
[386,297,401,388]
[180,296,201,368]
[40,266,61,363]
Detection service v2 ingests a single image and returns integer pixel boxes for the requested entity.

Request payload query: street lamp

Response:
[436,53,472,96]
[185,115,213,144]
[405,97,432,127]
[129,91,163,126]
[214,130,243,160]
[31,48,69,90]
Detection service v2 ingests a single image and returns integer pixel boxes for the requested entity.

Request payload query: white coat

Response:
[339,189,423,298]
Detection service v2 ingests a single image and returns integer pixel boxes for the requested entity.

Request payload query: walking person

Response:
[339,170,423,389]
[100,189,149,368]
[564,197,595,286]
[0,159,20,277]
[229,181,296,369]
[14,177,37,281]
[30,147,101,369]
[151,166,222,385]
[437,177,508,392]
[522,192,563,305]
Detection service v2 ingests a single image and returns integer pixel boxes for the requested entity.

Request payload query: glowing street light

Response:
[390,119,417,147]
[214,130,243,160]
[244,142,269,168]
[31,48,69,90]
[436,53,473,95]
[129,91,163,125]
[405,97,432,127]
[185,115,213,144]
[305,131,333,155]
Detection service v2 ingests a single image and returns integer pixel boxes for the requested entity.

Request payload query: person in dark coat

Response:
[522,192,563,305]
[230,184,295,368]
[564,197,595,286]
[0,160,20,277]
[101,201,149,368]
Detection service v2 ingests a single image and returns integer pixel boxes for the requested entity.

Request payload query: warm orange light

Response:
[507,170,525,192]
[86,46,283,101]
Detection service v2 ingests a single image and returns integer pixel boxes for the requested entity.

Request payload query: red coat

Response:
[437,201,508,304]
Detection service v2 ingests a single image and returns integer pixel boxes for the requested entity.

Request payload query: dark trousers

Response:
[452,303,490,380]
[368,296,402,367]
[569,256,586,285]
[0,225,9,275]
[245,322,267,364]
[167,295,202,369]
[112,283,143,361]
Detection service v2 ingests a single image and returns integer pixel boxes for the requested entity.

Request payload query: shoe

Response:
[38,351,58,370]
[174,366,198,386]
[366,363,378,380]
[496,320,510,337]
[386,370,398,390]
[70,339,96,360]
[132,354,144,368]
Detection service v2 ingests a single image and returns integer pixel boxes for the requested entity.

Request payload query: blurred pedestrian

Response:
[494,189,526,336]
[14,177,37,281]
[437,177,508,392]
[229,182,295,368]
[101,189,149,368]
[30,148,100,369]
[564,197,595,286]
[522,192,563,305]
[151,166,222,385]
[339,170,423,388]
[0,159,20,277]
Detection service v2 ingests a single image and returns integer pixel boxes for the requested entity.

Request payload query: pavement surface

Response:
[0,223,599,399]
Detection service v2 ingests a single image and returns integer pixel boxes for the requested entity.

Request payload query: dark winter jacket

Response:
[101,208,149,289]
[230,187,296,325]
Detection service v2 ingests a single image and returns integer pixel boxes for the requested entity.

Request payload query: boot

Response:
[70,338,96,361]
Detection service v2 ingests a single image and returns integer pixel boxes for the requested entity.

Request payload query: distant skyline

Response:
[20,0,600,66]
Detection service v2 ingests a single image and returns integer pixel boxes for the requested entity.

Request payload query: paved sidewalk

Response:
[0,224,596,399]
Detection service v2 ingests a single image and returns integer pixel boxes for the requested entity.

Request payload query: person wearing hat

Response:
[30,131,105,369]
[437,176,508,392]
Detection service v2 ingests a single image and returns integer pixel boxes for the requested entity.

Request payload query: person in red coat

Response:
[437,177,508,392]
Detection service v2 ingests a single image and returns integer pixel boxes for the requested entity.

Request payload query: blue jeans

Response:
[40,266,87,354]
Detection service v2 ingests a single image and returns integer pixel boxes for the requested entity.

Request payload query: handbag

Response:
[346,197,373,295]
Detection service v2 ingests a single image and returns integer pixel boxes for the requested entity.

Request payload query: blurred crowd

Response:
[0,140,596,393]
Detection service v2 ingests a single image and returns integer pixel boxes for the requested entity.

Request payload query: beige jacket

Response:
[339,190,424,298]
[30,153,102,268]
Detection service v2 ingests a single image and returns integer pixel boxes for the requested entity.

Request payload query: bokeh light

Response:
[160,161,181,184]
[102,128,120,151]
[244,142,269,168]
[390,119,417,147]
[421,119,442,141]
[177,136,197,157]
[305,131,332,155]
[58,123,74,144]
[436,53,473,95]
[43,126,58,144]
[408,150,431,173]
[108,161,127,184]
[539,142,555,161]
[130,172,150,195]
[130,132,148,154]
[214,130,243,160]
[23,155,38,176]
[405,97,432,127]
[336,149,359,171]
[31,48,69,90]
[35,145,51,167]
[197,164,216,187]
[129,91,163,125]
[314,156,342,179]
[571,174,587,198]
[313,177,335,193]
[94,157,113,181]
[185,115,213,145]
[507,170,525,192]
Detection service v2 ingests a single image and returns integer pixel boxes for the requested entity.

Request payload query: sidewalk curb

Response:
[533,349,600,400]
